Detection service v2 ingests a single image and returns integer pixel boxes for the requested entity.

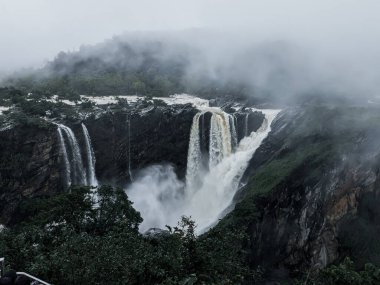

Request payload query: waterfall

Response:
[185,112,203,190]
[245,113,250,137]
[57,127,71,188]
[81,123,98,186]
[128,107,281,233]
[229,114,238,150]
[128,115,133,182]
[186,109,233,188]
[57,124,87,187]
[184,108,280,232]
[209,111,232,168]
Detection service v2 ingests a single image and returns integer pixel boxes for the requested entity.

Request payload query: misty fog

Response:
[1,0,380,102]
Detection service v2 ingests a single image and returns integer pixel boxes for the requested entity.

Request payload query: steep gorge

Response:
[127,106,275,233]
[218,106,380,280]
[0,99,265,228]
[2,100,380,280]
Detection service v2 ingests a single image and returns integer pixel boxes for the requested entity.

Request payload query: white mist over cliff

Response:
[2,1,380,103]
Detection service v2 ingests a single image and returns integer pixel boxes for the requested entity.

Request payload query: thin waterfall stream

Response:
[82,123,98,186]
[57,127,71,189]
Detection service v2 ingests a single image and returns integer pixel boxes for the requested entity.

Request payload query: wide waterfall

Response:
[184,108,280,231]
[128,107,280,233]
[186,109,237,189]
[57,123,98,188]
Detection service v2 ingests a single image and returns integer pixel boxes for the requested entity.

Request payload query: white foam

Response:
[0,106,10,114]
[43,93,209,109]
[128,107,281,234]
[45,95,75,105]
[81,93,209,109]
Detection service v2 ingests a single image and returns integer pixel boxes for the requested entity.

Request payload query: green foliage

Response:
[0,86,82,123]
[95,185,142,233]
[4,62,186,97]
[0,40,254,98]
[197,226,263,284]
[0,186,256,284]
[79,98,96,109]
[0,87,25,106]
[297,258,380,285]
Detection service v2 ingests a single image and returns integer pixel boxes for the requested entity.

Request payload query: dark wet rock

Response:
[234,110,265,142]
[230,106,380,278]
[0,277,12,285]
[84,104,198,186]
[0,123,62,225]
[0,103,197,225]
[1,270,17,284]
[14,275,31,285]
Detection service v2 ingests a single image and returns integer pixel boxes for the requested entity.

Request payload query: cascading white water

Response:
[81,123,98,186]
[186,109,234,189]
[209,111,232,168]
[184,109,279,232]
[57,127,71,188]
[127,107,280,233]
[245,113,250,137]
[185,112,203,190]
[229,114,238,150]
[57,124,88,187]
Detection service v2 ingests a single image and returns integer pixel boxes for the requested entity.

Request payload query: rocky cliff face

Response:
[83,104,198,186]
[0,100,265,226]
[3,99,380,280]
[231,106,380,279]
[0,103,198,225]
[0,122,62,225]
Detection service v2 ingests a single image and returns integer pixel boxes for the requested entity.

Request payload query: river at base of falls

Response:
[127,108,280,234]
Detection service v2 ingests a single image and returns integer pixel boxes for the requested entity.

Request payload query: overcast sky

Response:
[0,0,379,75]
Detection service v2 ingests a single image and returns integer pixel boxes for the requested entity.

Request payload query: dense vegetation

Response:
[299,257,380,285]
[0,87,81,127]
[1,185,379,284]
[2,84,380,283]
[0,186,256,284]
[1,37,254,101]
[0,86,169,127]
